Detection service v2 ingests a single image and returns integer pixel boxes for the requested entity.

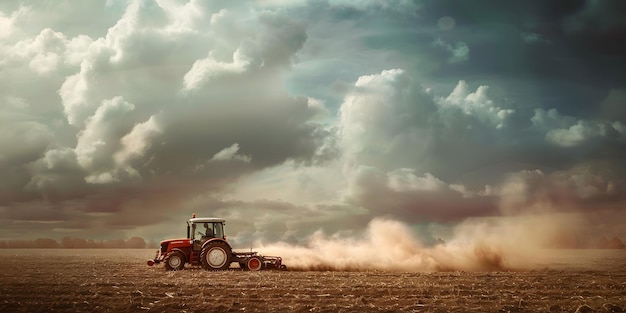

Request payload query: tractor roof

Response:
[188,217,226,224]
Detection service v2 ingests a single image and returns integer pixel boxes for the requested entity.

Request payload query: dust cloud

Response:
[257,215,579,272]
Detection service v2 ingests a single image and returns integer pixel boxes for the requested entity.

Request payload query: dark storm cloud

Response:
[415,0,626,117]
[289,0,625,121]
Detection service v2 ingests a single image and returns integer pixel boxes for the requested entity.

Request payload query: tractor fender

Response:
[201,238,232,252]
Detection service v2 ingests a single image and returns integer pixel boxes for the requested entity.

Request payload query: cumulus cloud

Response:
[210,143,251,163]
[156,0,207,34]
[326,0,419,13]
[546,122,608,147]
[387,170,446,192]
[0,5,28,39]
[437,80,514,129]
[328,70,507,223]
[115,115,163,165]
[0,1,324,237]
[339,69,435,171]
[337,69,523,186]
[183,49,250,90]
[58,59,102,126]
[532,108,626,147]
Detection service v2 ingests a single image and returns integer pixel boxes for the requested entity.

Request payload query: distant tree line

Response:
[0,236,159,249]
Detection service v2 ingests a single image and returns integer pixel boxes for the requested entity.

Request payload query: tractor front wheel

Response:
[163,251,185,271]
[200,241,232,270]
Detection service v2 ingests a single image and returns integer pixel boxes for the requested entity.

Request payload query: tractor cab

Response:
[188,217,225,250]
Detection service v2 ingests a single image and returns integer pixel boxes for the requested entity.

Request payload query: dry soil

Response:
[0,249,624,312]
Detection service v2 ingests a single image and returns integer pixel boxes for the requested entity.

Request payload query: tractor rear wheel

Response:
[246,256,263,271]
[163,251,185,271]
[200,241,231,270]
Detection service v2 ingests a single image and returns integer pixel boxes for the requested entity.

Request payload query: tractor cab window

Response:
[192,223,207,242]
[192,222,224,241]
[213,223,224,239]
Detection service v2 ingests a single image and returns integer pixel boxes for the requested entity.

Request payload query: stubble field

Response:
[0,249,624,312]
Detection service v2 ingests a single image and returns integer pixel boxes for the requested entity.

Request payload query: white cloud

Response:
[59,74,86,124]
[332,70,500,221]
[211,143,251,163]
[0,12,13,39]
[85,172,117,184]
[183,49,251,90]
[339,69,419,167]
[42,148,79,171]
[546,121,607,147]
[306,97,331,121]
[387,169,446,192]
[64,35,95,66]
[327,0,419,12]
[29,52,60,74]
[532,108,625,147]
[530,108,574,130]
[156,0,207,34]
[256,0,307,7]
[75,96,135,172]
[437,80,514,129]
[3,28,67,73]
[115,114,163,166]
[104,0,150,64]
[0,5,29,39]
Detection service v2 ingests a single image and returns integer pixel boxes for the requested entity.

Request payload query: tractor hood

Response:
[159,238,191,252]
[160,238,189,244]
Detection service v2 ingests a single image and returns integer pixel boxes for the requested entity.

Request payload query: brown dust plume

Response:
[257,215,574,272]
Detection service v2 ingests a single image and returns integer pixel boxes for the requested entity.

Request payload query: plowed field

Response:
[0,249,624,312]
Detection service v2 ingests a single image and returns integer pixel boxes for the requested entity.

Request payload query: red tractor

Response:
[147,215,286,271]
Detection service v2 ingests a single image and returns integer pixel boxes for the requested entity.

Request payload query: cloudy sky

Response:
[1,0,625,245]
